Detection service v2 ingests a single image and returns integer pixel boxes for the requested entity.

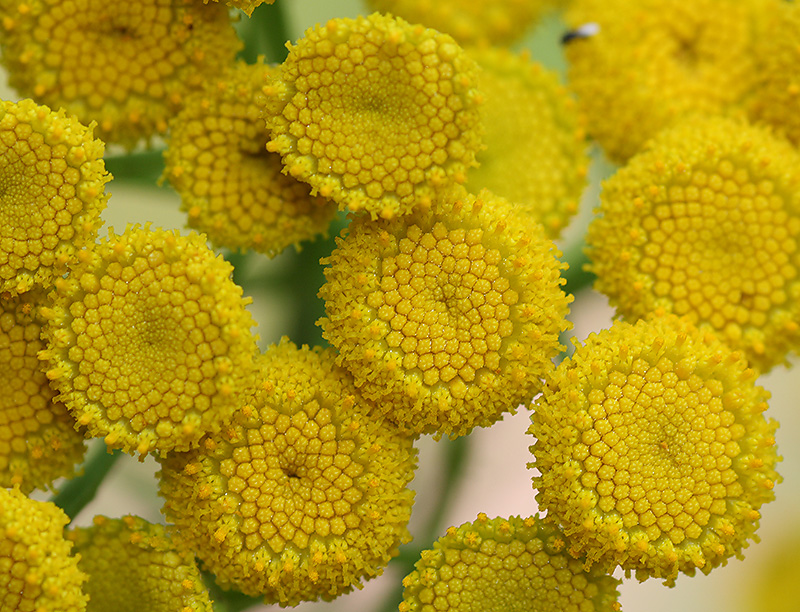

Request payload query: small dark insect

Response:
[561,22,600,44]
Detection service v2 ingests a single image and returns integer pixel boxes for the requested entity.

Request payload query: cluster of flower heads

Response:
[1,0,797,610]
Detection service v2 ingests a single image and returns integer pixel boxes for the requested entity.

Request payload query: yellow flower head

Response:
[564,0,764,162]
[0,99,109,296]
[164,60,336,257]
[586,115,800,372]
[748,3,800,147]
[529,314,781,584]
[0,289,86,493]
[399,514,621,612]
[319,188,571,439]
[0,0,242,149]
[464,47,588,239]
[0,487,88,612]
[264,13,483,220]
[158,339,417,606]
[66,515,212,612]
[39,226,259,456]
[365,0,558,46]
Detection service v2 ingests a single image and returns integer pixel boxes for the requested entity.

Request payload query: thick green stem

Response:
[561,241,595,297]
[50,444,122,522]
[104,149,165,184]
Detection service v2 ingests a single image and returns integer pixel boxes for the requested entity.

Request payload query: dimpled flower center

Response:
[47,1,183,108]
[369,222,517,387]
[221,401,365,553]
[639,166,800,332]
[68,253,235,436]
[289,34,464,202]
[577,356,742,546]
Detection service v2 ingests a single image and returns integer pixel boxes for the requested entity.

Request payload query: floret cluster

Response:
[0,1,795,611]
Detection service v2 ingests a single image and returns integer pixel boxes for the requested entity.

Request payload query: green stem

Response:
[104,149,165,184]
[561,241,595,297]
[50,444,122,522]
[238,1,292,64]
[381,436,471,612]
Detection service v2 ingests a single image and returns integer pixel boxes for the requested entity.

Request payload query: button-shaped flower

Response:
[565,0,765,161]
[0,0,242,149]
[465,47,588,239]
[529,314,781,583]
[587,115,800,372]
[67,515,212,612]
[0,289,86,493]
[365,0,558,46]
[40,226,259,456]
[400,514,621,612]
[158,339,417,605]
[265,13,483,220]
[0,99,109,296]
[319,188,571,438]
[0,487,88,612]
[164,60,336,257]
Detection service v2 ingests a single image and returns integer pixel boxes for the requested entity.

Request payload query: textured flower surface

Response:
[365,0,558,46]
[0,487,88,612]
[319,188,571,438]
[164,60,336,257]
[158,339,417,605]
[399,514,621,612]
[0,0,241,149]
[529,314,781,583]
[464,47,588,239]
[40,226,258,456]
[0,98,109,295]
[565,0,765,162]
[586,115,800,372]
[749,3,800,147]
[0,289,86,493]
[265,13,483,220]
[67,514,212,612]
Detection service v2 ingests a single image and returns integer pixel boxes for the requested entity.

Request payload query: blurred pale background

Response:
[2,1,798,611]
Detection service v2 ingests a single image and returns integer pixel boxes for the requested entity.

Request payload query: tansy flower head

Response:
[39,226,259,456]
[748,3,800,147]
[586,115,800,372]
[399,515,621,612]
[158,339,417,606]
[0,487,88,612]
[66,515,212,612]
[564,0,764,162]
[0,99,109,296]
[0,289,86,493]
[164,60,336,257]
[0,0,242,149]
[465,47,588,239]
[529,315,781,584]
[365,0,558,46]
[318,188,571,439]
[264,13,483,220]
